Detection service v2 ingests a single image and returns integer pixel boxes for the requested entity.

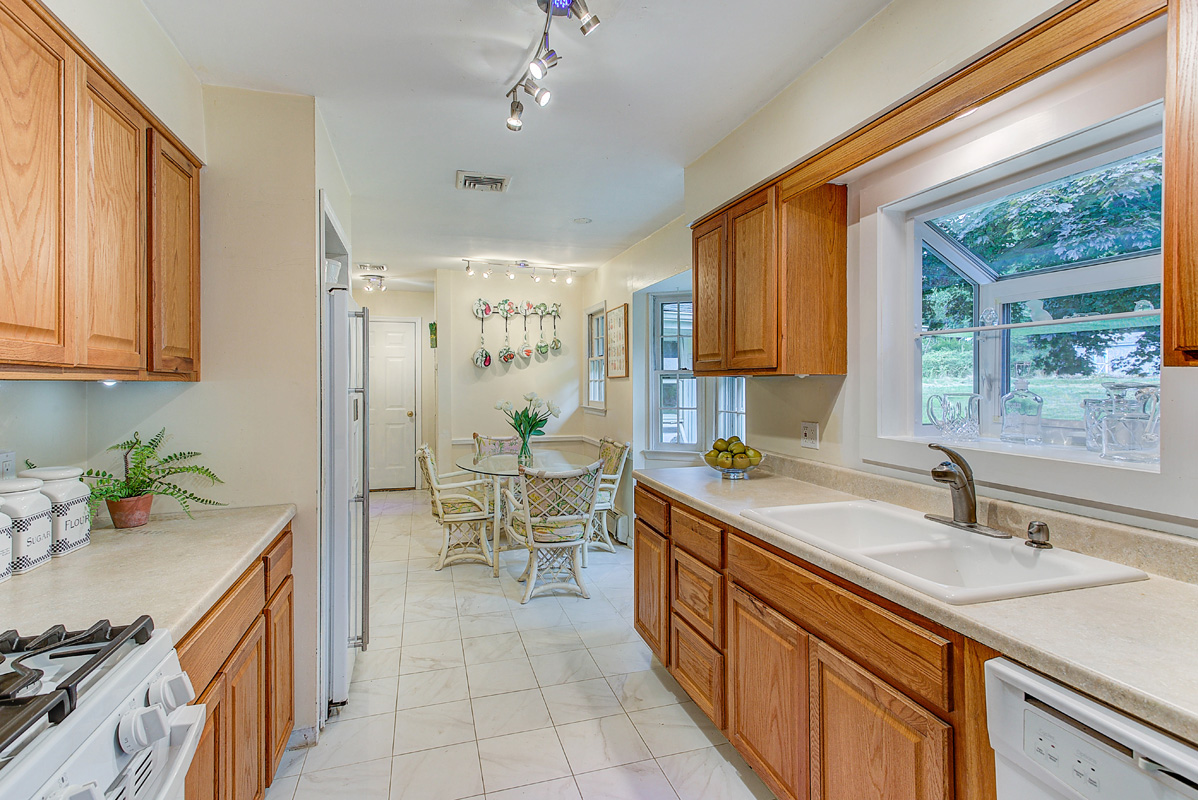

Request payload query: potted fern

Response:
[86,429,224,528]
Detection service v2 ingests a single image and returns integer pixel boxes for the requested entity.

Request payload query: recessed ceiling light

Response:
[574,217,592,224]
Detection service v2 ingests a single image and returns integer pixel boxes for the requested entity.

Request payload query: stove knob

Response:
[117,704,170,754]
[53,785,102,800]
[149,672,196,713]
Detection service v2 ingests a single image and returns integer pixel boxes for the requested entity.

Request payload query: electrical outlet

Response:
[0,451,14,478]
[801,422,820,450]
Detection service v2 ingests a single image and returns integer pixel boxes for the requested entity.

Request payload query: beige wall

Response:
[84,86,324,728]
[42,0,207,159]
[352,289,437,452]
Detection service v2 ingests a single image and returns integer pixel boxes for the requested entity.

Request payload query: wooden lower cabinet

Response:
[227,616,267,800]
[726,584,810,800]
[669,614,724,727]
[186,674,228,800]
[810,639,952,800]
[266,575,295,779]
[633,521,670,666]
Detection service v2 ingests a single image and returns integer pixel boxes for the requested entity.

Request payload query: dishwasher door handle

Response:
[1136,755,1198,795]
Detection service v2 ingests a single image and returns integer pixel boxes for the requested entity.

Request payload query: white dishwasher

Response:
[986,658,1198,799]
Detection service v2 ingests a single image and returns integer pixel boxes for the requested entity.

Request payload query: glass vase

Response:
[518,434,533,465]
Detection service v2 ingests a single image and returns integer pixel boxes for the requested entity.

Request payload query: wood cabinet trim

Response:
[176,560,265,699]
[263,527,293,601]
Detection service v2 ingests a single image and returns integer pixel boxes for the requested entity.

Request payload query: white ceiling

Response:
[142,0,890,277]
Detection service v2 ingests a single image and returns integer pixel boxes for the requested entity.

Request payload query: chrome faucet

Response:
[925,444,1011,538]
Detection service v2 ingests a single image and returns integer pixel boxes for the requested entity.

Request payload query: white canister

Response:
[0,500,11,584]
[0,478,51,574]
[19,466,91,557]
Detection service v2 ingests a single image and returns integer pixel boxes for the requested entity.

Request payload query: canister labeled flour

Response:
[0,478,51,574]
[19,467,91,557]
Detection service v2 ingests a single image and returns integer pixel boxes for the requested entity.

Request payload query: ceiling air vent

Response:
[456,171,511,193]
[357,263,387,272]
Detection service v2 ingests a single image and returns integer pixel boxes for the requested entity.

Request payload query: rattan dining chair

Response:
[472,432,522,456]
[582,438,630,567]
[417,444,494,570]
[502,460,602,603]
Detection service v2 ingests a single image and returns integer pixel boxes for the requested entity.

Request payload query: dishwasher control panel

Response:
[1023,706,1143,799]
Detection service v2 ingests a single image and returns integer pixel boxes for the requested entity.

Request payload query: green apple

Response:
[712,438,729,452]
[732,453,751,469]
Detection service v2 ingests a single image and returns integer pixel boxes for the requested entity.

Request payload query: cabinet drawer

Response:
[177,560,266,695]
[669,614,725,729]
[727,535,951,711]
[634,485,670,535]
[670,506,723,569]
[263,527,293,600]
[671,547,724,647]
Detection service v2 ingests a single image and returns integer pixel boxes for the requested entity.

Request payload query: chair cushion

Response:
[434,488,492,518]
[512,515,586,543]
[595,487,614,510]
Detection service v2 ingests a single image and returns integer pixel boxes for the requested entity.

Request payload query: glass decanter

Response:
[1000,363,1044,444]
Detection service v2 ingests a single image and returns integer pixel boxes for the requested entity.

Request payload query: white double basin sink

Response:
[741,500,1147,605]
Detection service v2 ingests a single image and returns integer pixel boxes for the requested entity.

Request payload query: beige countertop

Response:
[634,466,1198,746]
[0,504,295,641]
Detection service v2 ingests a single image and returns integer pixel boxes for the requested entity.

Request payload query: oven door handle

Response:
[151,704,207,800]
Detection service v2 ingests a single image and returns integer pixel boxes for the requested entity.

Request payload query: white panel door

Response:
[369,319,418,489]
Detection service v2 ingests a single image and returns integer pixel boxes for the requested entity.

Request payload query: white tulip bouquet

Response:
[496,392,561,462]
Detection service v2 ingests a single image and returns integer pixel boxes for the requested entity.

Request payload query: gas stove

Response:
[0,618,205,800]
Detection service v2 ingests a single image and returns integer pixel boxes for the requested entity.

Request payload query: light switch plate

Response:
[0,451,15,479]
[801,422,820,450]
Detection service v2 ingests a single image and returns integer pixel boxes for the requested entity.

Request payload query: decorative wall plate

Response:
[472,347,492,368]
[498,346,516,363]
[473,299,493,319]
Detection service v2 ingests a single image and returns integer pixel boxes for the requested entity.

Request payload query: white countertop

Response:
[634,466,1198,746]
[0,504,296,640]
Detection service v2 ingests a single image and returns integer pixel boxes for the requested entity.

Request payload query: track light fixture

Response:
[506,99,524,131]
[465,261,475,276]
[483,267,493,278]
[523,79,551,107]
[569,0,600,35]
[566,271,574,284]
[362,275,387,292]
[506,268,515,280]
[529,49,560,80]
[462,259,579,285]
[550,270,558,283]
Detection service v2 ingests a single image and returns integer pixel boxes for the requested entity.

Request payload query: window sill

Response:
[882,434,1160,473]
[641,449,704,463]
[582,406,606,417]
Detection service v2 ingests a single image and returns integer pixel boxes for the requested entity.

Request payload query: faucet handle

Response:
[1026,521,1052,549]
[928,443,974,483]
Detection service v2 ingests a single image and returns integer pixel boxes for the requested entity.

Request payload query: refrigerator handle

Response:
[359,307,371,650]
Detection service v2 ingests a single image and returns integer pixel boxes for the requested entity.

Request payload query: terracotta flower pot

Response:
[107,495,154,529]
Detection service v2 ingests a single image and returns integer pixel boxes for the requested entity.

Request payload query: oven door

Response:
[150,704,206,800]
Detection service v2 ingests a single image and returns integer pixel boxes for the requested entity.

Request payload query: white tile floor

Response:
[266,490,777,800]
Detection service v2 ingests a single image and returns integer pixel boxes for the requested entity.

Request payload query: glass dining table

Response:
[455,448,600,577]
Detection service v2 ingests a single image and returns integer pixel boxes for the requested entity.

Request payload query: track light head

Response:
[483,267,492,279]
[506,99,524,131]
[566,272,574,284]
[550,270,558,283]
[529,49,560,80]
[569,0,600,35]
[465,262,475,276]
[506,268,515,280]
[523,78,551,107]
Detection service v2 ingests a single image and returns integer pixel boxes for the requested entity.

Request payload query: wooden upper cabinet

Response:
[149,129,200,375]
[726,186,779,371]
[691,181,845,376]
[809,639,951,800]
[1167,0,1198,365]
[0,3,77,366]
[693,214,725,372]
[78,68,147,370]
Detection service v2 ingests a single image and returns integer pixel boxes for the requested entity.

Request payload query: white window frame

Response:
[584,302,606,413]
[910,134,1163,444]
[714,376,747,442]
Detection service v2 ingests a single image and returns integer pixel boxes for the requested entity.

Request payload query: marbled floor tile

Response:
[404,597,461,623]
[389,741,484,800]
[573,619,639,650]
[657,743,777,800]
[510,601,572,631]
[605,668,690,714]
[397,666,471,710]
[588,641,655,677]
[572,760,679,800]
[462,631,527,665]
[529,650,603,687]
[465,657,539,698]
[371,622,405,650]
[273,747,306,779]
[264,774,298,800]
[295,757,392,800]
[626,702,726,758]
[477,728,572,794]
[393,699,477,755]
[353,646,402,682]
[519,625,586,657]
[470,687,553,739]
[403,617,462,646]
[340,676,400,720]
[541,678,625,726]
[399,639,466,674]
[484,776,583,800]
[301,714,396,773]
[459,610,519,638]
[555,714,653,775]
[456,589,511,617]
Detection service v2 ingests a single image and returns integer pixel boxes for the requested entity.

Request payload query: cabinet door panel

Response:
[265,576,294,782]
[669,614,724,728]
[693,215,725,372]
[633,520,670,666]
[227,615,267,800]
[671,547,723,647]
[726,584,808,800]
[149,129,200,374]
[79,70,146,369]
[185,673,228,800]
[0,4,76,364]
[781,184,847,375]
[726,187,778,370]
[810,640,952,800]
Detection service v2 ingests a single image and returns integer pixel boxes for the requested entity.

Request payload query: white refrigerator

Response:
[320,283,370,723]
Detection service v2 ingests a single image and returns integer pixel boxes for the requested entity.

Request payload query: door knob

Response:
[407,411,415,417]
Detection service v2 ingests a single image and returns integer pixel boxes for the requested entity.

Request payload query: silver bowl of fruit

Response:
[703,437,764,479]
